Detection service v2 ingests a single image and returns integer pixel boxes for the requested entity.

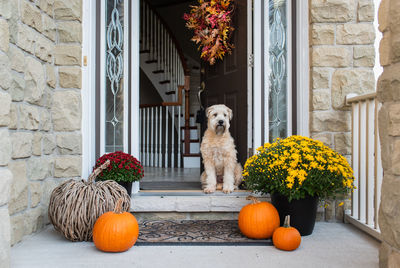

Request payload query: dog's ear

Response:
[227,107,233,120]
[206,107,213,118]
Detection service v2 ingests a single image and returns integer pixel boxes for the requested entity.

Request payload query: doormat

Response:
[136,220,273,246]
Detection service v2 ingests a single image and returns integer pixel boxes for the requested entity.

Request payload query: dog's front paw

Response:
[222,184,235,194]
[203,186,216,194]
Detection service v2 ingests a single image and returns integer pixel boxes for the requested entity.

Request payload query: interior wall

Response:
[155,1,200,63]
[140,69,163,105]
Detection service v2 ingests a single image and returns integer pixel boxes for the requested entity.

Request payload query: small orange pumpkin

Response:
[238,196,280,239]
[273,215,301,251]
[93,198,139,252]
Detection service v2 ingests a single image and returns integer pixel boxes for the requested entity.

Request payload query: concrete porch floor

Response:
[11,222,379,268]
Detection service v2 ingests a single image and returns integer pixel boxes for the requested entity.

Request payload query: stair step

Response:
[140,49,150,54]
[145,59,157,64]
[181,139,200,143]
[175,113,195,118]
[183,153,201,157]
[152,69,164,74]
[165,91,175,95]
[159,80,170,84]
[131,193,267,213]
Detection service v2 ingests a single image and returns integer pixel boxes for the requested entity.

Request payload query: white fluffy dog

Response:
[200,104,243,194]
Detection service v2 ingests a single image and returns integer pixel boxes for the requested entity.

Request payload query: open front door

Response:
[200,0,248,165]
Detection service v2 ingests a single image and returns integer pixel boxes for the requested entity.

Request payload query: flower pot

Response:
[271,193,319,236]
[118,181,132,196]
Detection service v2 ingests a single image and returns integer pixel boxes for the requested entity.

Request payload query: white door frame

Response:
[82,0,309,180]
[82,0,97,179]
[130,0,141,193]
[252,0,309,150]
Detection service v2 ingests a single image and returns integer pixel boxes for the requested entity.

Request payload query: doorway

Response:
[137,0,249,190]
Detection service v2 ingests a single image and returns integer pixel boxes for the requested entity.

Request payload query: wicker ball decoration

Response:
[48,160,131,242]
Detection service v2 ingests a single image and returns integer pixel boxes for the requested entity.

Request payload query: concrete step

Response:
[131,192,268,217]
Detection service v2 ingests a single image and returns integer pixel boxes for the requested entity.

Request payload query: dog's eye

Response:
[224,113,227,117]
[213,113,217,117]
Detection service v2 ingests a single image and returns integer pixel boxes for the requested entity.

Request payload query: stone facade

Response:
[310,0,376,221]
[377,0,400,267]
[0,0,82,266]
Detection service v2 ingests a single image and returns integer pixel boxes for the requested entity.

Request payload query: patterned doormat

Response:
[136,220,273,246]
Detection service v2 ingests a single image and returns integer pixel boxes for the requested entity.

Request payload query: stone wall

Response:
[309,0,376,221]
[377,0,400,267]
[0,0,82,263]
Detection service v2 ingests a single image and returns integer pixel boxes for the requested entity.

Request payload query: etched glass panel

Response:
[105,0,125,152]
[268,0,288,142]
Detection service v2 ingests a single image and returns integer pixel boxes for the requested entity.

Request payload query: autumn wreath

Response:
[184,0,235,65]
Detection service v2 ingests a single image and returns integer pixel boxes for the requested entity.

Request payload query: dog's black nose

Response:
[218,120,224,125]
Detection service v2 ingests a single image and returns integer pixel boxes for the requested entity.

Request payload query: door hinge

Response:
[249,53,254,68]
[83,56,88,66]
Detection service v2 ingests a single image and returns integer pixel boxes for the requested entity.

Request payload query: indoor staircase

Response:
[139,0,201,168]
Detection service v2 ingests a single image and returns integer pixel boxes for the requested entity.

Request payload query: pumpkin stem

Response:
[113,198,124,214]
[246,196,260,204]
[88,160,111,182]
[284,215,291,228]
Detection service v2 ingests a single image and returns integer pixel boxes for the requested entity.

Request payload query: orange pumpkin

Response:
[238,196,280,239]
[93,199,139,252]
[273,215,301,251]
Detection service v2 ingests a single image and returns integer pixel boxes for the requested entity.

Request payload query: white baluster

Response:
[177,106,181,168]
[155,106,158,167]
[150,107,154,166]
[359,101,367,223]
[165,106,169,167]
[146,107,150,166]
[140,108,142,162]
[171,106,175,167]
[367,99,375,226]
[158,19,161,70]
[147,3,150,51]
[352,102,359,219]
[158,106,163,167]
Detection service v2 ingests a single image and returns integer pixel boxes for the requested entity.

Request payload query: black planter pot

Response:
[271,193,319,236]
[118,181,132,195]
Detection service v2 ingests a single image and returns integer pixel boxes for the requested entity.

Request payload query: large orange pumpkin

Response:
[93,199,139,252]
[238,196,280,239]
[273,215,301,251]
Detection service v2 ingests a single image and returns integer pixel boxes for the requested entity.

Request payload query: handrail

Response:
[142,0,190,76]
[346,92,377,104]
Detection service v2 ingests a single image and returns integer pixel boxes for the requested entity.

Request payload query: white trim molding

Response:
[82,0,97,179]
[296,0,310,137]
[253,0,263,150]
[131,0,141,194]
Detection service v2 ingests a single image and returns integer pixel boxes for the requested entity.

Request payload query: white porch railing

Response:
[140,86,191,168]
[345,93,383,241]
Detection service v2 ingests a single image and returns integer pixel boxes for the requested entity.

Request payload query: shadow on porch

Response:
[11,222,379,268]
